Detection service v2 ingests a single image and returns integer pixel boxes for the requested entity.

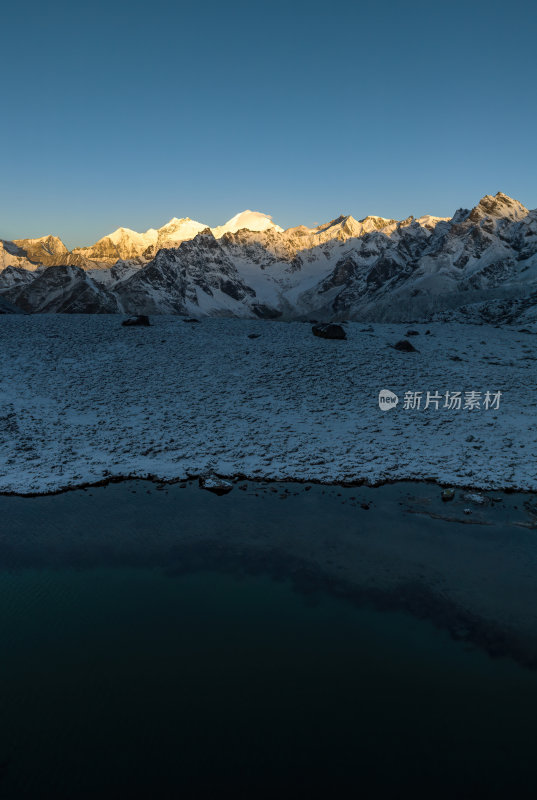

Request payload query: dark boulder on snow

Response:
[393,339,418,352]
[122,315,150,327]
[406,329,420,336]
[312,323,347,340]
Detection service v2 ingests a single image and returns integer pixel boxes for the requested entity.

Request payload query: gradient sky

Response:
[2,0,536,248]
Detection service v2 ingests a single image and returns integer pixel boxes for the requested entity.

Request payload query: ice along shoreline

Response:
[1,471,537,498]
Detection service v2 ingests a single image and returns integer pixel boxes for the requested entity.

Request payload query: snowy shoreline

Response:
[1,474,535,500]
[1,316,535,495]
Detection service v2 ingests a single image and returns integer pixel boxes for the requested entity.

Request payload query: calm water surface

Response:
[0,481,536,798]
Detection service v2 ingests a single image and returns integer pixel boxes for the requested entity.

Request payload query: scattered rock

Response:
[406,329,420,336]
[441,488,455,501]
[121,314,150,327]
[393,339,418,352]
[312,323,347,340]
[248,333,261,339]
[199,473,233,495]
[449,355,463,361]
[183,318,200,323]
[425,329,431,335]
[463,508,472,515]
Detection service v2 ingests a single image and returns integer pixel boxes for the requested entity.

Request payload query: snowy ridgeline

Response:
[2,193,537,325]
[0,316,535,494]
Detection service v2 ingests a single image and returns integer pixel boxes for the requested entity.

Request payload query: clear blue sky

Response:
[2,0,536,247]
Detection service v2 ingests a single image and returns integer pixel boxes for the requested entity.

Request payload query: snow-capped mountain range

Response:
[2,194,537,324]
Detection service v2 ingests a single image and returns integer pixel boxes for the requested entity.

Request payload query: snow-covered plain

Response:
[0,316,535,494]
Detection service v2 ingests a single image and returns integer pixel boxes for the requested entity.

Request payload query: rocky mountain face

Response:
[71,210,282,265]
[0,234,94,275]
[4,265,118,314]
[111,229,258,316]
[2,193,537,324]
[13,235,94,268]
[0,295,23,314]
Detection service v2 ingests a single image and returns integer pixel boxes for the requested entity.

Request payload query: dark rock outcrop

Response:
[0,296,24,314]
[4,265,119,314]
[252,304,282,319]
[393,339,418,352]
[312,323,347,340]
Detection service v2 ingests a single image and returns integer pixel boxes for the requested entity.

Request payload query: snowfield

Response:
[0,315,535,494]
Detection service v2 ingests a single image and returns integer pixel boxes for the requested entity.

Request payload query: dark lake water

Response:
[1,480,537,798]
